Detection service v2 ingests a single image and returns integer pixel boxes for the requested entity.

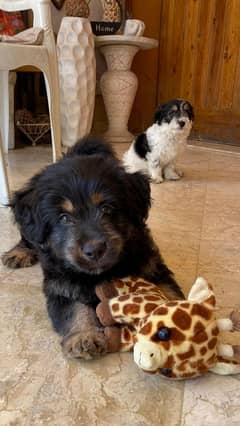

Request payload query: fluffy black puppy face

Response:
[12,142,151,275]
[153,99,194,130]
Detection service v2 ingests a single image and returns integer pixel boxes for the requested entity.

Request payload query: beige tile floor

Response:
[0,143,240,426]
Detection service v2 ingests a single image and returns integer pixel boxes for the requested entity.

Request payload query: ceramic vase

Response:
[57,17,96,147]
[100,44,139,142]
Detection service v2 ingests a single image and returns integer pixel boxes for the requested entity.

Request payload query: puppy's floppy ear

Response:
[10,178,48,247]
[153,103,165,124]
[124,171,151,224]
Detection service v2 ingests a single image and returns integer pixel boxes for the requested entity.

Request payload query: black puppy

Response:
[2,138,184,359]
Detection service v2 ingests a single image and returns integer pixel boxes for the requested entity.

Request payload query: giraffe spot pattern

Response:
[171,327,186,343]
[194,320,205,334]
[180,372,196,378]
[177,345,195,360]
[145,303,158,313]
[178,362,187,371]
[206,295,216,307]
[157,320,165,328]
[144,295,162,302]
[166,301,178,307]
[123,304,140,315]
[212,326,219,336]
[164,355,174,369]
[191,304,212,320]
[161,341,171,350]
[112,303,119,312]
[200,346,207,355]
[136,281,152,287]
[208,337,217,350]
[153,307,168,316]
[190,359,207,372]
[123,328,131,341]
[118,295,130,302]
[181,302,190,309]
[133,296,143,303]
[191,330,208,344]
[140,322,152,335]
[207,354,217,364]
[172,308,192,330]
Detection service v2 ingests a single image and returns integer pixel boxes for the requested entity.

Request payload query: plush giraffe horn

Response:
[188,277,214,303]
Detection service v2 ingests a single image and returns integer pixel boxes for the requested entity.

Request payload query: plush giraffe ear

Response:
[188,277,213,303]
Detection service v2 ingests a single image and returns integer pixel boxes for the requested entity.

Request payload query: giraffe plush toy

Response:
[96,277,240,379]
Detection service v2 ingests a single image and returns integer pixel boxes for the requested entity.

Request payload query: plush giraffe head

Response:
[133,278,219,378]
[96,277,240,379]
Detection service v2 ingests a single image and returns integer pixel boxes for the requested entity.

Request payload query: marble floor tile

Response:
[197,239,240,308]
[147,225,200,295]
[0,274,184,426]
[1,143,240,425]
[181,374,240,426]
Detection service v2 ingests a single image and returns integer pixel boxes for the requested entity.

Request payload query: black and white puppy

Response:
[2,137,184,360]
[123,99,194,183]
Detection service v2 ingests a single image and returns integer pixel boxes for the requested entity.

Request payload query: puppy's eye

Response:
[59,214,71,224]
[100,205,113,215]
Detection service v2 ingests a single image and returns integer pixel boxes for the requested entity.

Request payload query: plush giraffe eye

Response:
[157,327,171,341]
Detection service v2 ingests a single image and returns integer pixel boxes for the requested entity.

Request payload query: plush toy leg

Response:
[209,343,240,375]
[216,318,234,331]
[217,343,240,362]
[210,360,240,375]
[104,325,134,353]
[217,311,240,332]
[217,343,240,360]
[217,343,235,358]
[96,300,117,326]
[230,310,240,331]
[96,281,118,300]
[104,326,122,352]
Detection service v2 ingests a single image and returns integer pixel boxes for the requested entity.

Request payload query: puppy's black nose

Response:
[178,120,185,128]
[82,240,107,261]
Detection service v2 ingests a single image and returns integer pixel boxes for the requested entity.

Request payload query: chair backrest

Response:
[0,0,52,29]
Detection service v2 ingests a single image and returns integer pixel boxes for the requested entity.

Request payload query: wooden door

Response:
[131,0,240,145]
[129,1,161,133]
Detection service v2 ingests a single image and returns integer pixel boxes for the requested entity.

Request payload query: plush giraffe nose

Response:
[133,342,164,371]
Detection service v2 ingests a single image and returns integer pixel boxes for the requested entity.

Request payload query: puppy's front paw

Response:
[152,176,164,184]
[176,169,183,178]
[61,328,107,360]
[2,245,38,268]
[164,169,182,181]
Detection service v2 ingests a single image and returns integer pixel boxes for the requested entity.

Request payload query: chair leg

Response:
[0,70,10,153]
[0,130,10,205]
[43,69,62,162]
[8,72,17,150]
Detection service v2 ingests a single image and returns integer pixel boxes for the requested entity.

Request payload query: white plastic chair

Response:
[0,0,62,203]
[0,129,10,204]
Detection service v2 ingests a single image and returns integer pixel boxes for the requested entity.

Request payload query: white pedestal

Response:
[96,35,158,143]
